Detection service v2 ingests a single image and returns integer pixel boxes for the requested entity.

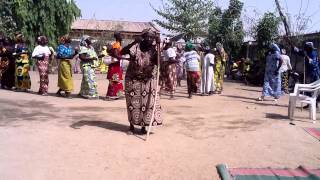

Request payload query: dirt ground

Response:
[0,71,319,180]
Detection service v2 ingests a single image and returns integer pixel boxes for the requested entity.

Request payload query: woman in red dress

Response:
[106,32,124,100]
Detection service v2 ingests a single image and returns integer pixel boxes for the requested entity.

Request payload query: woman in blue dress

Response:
[258,43,283,101]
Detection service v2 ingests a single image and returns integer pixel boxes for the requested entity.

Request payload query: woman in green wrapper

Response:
[78,35,99,99]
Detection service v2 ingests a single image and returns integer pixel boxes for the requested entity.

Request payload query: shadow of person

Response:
[70,120,129,133]
[221,94,258,101]
[265,113,289,120]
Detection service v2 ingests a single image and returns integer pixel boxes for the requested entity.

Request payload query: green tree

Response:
[0,1,17,36]
[152,0,214,41]
[246,12,280,85]
[255,12,280,50]
[0,0,81,48]
[207,0,244,58]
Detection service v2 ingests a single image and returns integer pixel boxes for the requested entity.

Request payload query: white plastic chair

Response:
[288,81,320,123]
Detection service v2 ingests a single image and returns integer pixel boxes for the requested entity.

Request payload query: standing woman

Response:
[214,43,228,94]
[78,35,99,99]
[106,32,124,100]
[200,47,215,95]
[279,48,292,94]
[0,37,16,90]
[258,43,283,101]
[32,36,52,95]
[122,28,162,134]
[13,33,31,92]
[184,42,201,99]
[162,41,177,99]
[56,35,76,98]
[175,45,185,87]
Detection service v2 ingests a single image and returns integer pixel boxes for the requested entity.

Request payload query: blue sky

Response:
[74,0,320,35]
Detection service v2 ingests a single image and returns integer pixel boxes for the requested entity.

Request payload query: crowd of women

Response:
[160,41,228,99]
[0,30,318,133]
[0,29,162,134]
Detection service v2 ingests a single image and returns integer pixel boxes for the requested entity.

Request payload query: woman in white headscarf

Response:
[78,35,99,99]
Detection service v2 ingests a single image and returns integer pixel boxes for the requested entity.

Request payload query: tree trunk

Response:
[275,0,291,37]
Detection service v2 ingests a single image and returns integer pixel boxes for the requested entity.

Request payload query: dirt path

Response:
[0,72,319,180]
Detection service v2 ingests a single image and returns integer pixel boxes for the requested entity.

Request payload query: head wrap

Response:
[216,42,224,53]
[185,42,194,51]
[37,36,48,45]
[15,33,23,40]
[80,35,90,46]
[141,28,156,38]
[269,43,280,52]
[305,42,315,49]
[59,34,71,44]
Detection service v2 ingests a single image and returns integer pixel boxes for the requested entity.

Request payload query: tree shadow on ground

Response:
[0,99,60,126]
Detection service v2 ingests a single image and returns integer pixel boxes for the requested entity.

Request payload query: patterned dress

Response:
[79,46,99,98]
[106,41,124,98]
[0,46,15,89]
[14,43,31,90]
[32,45,52,94]
[176,50,185,82]
[125,44,162,126]
[161,47,177,93]
[57,44,74,92]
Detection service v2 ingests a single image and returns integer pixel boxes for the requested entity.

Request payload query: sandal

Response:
[257,97,264,101]
[140,127,147,135]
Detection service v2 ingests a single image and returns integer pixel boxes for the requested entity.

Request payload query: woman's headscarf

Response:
[216,42,224,53]
[59,34,71,44]
[15,33,24,43]
[37,36,48,46]
[185,42,193,51]
[141,28,156,38]
[269,43,280,52]
[80,35,90,46]
[305,42,315,49]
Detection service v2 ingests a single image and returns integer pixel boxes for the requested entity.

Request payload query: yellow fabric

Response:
[99,49,108,73]
[214,52,227,92]
[58,59,74,92]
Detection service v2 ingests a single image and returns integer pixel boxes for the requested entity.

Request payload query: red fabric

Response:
[106,81,124,97]
[107,62,123,80]
[304,128,320,140]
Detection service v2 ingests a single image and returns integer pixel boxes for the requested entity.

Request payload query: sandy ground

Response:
[0,71,319,180]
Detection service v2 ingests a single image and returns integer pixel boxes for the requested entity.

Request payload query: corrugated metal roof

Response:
[71,19,160,33]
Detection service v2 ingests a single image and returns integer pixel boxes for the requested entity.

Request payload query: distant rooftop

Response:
[71,19,160,33]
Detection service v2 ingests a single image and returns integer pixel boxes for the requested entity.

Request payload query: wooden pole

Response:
[146,34,161,141]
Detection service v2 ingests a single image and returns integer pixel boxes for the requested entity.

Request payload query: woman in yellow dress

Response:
[56,35,76,98]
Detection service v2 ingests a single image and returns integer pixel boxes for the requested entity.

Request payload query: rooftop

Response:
[71,19,160,33]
